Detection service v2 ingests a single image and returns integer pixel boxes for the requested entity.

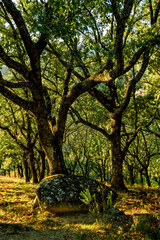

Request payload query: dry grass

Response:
[0,176,160,239]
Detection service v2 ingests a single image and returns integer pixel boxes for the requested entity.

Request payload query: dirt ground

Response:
[0,211,132,240]
[0,228,74,240]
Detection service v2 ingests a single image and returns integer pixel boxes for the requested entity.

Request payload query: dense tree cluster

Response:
[0,0,160,190]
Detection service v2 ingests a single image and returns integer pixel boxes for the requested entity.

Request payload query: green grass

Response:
[0,176,160,239]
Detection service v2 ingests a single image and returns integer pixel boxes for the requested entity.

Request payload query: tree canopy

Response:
[0,0,160,190]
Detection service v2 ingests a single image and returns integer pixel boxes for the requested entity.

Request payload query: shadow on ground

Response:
[0,211,133,240]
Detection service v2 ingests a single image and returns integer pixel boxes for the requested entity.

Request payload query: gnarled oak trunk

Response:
[36,112,68,175]
[110,113,126,191]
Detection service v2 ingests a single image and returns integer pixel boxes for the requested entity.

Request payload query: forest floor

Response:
[0,176,160,240]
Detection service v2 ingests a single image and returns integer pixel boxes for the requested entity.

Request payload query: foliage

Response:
[80,188,113,225]
[124,129,160,187]
[64,124,111,181]
[0,0,160,189]
[80,188,100,217]
[0,95,44,182]
[106,191,113,212]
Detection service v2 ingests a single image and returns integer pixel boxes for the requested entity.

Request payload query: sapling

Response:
[80,188,113,225]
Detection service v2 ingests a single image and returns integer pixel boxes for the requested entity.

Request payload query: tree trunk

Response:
[3,169,6,176]
[13,168,15,177]
[28,148,38,184]
[128,164,135,185]
[36,114,68,175]
[23,151,30,183]
[17,164,23,178]
[39,149,46,181]
[140,169,143,187]
[144,168,151,187]
[111,143,126,190]
[110,113,127,191]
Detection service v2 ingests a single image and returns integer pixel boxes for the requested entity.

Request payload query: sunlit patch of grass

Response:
[74,222,100,232]
[115,186,160,215]
[0,176,36,227]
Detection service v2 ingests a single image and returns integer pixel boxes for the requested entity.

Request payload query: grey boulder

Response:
[33,174,118,213]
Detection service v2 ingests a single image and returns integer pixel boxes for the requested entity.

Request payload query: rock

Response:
[108,207,124,215]
[34,174,118,213]
[105,211,133,230]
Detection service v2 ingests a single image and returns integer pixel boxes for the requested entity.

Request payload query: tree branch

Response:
[121,0,135,22]
[83,5,109,52]
[88,88,113,112]
[74,46,90,78]
[0,45,29,79]
[2,0,38,63]
[117,49,150,115]
[47,42,85,81]
[66,71,112,107]
[146,128,160,138]
[122,126,142,156]
[56,61,113,141]
[111,0,121,22]
[154,0,160,23]
[149,0,154,24]
[121,46,147,76]
[62,40,76,97]
[149,0,160,24]
[71,107,111,140]
[114,0,135,74]
[0,1,26,65]
[0,78,30,89]
[0,75,35,113]
[0,124,28,151]
[35,33,49,55]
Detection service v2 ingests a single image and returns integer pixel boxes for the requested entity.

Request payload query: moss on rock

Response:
[34,174,118,213]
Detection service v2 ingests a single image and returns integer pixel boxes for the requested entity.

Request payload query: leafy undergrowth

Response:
[0,176,160,240]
